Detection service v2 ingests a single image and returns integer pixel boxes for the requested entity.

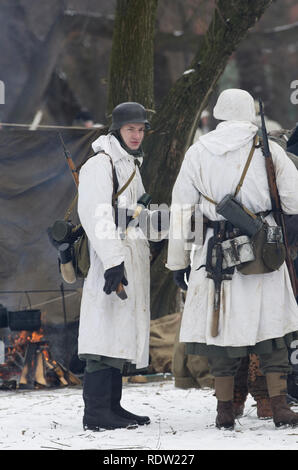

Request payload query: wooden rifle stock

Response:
[58,132,127,299]
[59,132,79,188]
[259,100,297,297]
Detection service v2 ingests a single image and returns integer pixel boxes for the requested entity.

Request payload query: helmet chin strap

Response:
[111,130,144,158]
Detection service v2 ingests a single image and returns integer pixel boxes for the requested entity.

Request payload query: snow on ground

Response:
[1,377,298,451]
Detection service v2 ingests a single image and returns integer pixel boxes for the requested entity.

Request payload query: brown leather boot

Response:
[233,391,246,419]
[248,354,272,419]
[215,376,235,430]
[216,400,235,430]
[266,372,298,428]
[256,397,273,419]
[270,395,298,428]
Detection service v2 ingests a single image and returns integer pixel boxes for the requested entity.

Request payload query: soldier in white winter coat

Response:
[78,102,158,431]
[166,89,298,430]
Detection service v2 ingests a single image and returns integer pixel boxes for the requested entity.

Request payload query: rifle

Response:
[57,132,127,300]
[259,100,297,297]
[59,132,79,187]
[210,243,224,337]
[205,221,234,337]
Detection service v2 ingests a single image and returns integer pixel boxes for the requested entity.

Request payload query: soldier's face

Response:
[120,123,145,150]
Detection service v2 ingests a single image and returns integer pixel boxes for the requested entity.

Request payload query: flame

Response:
[31,330,44,343]
[2,329,46,364]
[42,349,50,362]
[0,319,77,389]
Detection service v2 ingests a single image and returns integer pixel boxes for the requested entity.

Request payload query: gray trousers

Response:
[208,345,291,377]
[80,354,128,374]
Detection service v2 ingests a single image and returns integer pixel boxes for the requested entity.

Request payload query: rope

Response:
[0,122,104,130]
[29,292,79,310]
[0,289,78,293]
[0,289,81,310]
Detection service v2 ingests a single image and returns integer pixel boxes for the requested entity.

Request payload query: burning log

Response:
[35,351,47,387]
[0,329,81,390]
[19,342,40,389]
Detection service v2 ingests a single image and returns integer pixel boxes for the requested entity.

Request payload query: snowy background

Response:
[1,377,298,451]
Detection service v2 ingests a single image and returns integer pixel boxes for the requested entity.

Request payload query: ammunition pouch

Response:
[207,221,286,276]
[214,194,286,275]
[72,232,90,278]
[213,235,255,270]
[237,223,286,275]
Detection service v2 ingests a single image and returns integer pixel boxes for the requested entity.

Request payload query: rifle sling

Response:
[113,166,136,201]
[234,134,259,197]
[201,134,258,208]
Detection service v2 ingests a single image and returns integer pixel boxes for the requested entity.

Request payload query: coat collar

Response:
[91,134,143,167]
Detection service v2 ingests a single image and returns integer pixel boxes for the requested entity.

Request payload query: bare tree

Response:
[107,0,158,113]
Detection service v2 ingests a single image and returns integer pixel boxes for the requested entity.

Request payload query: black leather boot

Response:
[111,368,150,425]
[82,368,138,431]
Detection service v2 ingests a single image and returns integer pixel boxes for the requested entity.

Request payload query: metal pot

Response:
[0,305,41,331]
[8,309,41,331]
[0,305,8,328]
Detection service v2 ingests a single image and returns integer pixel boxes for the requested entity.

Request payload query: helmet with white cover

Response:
[213,89,257,123]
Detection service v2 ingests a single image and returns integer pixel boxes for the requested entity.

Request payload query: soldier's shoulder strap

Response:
[95,150,137,202]
[201,133,259,205]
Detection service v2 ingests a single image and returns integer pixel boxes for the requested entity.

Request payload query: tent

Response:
[0,127,103,364]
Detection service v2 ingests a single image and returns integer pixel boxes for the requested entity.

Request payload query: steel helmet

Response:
[109,102,150,131]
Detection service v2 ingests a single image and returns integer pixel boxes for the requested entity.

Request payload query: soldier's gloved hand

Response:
[103,261,128,295]
[173,266,191,291]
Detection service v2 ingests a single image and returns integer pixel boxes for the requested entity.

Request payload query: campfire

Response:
[0,328,81,390]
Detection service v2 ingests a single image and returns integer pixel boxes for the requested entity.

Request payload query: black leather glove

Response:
[173,266,191,291]
[103,261,128,295]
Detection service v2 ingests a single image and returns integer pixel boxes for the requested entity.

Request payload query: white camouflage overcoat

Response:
[166,121,298,348]
[77,134,151,369]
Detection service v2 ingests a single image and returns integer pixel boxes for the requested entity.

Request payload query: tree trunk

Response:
[107,0,158,113]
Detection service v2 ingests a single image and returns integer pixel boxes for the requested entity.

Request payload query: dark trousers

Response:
[81,354,127,373]
[209,345,291,377]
